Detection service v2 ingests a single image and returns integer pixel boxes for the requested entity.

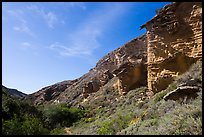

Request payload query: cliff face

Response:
[141,2,202,93]
[29,2,202,107]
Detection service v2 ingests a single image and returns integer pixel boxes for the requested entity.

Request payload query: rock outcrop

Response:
[163,86,201,101]
[27,80,78,105]
[141,2,202,93]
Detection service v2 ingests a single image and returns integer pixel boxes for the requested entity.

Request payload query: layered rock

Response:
[141,2,202,93]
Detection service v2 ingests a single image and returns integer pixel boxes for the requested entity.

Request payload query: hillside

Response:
[70,60,202,135]
[2,85,27,98]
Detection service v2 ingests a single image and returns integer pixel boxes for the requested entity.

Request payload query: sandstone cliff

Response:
[141,2,202,93]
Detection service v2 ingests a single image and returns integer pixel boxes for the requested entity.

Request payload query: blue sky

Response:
[2,2,171,94]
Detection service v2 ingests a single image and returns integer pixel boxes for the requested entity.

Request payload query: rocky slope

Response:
[28,34,147,106]
[28,2,202,110]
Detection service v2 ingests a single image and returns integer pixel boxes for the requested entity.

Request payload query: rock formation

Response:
[163,86,200,101]
[27,80,78,105]
[28,2,202,107]
[141,2,202,93]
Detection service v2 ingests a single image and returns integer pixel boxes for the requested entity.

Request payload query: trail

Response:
[64,127,72,135]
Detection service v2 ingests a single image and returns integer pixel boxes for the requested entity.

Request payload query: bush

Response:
[2,115,22,135]
[97,114,132,135]
[2,98,21,119]
[43,104,85,129]
[21,115,49,135]
[2,114,49,135]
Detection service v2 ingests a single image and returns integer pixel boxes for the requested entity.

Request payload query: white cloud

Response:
[49,3,129,57]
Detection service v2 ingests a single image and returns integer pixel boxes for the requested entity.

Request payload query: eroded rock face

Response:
[59,35,147,106]
[141,2,202,93]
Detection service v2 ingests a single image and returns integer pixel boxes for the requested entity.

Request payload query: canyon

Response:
[3,2,202,135]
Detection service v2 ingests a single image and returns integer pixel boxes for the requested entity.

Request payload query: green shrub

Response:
[21,115,49,135]
[43,104,85,129]
[97,114,132,135]
[97,120,114,135]
[2,114,49,135]
[2,97,20,119]
[2,115,21,135]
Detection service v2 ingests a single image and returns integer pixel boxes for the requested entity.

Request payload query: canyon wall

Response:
[141,2,202,93]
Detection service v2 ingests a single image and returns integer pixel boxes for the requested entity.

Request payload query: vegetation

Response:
[42,103,85,129]
[2,88,85,135]
[2,61,202,135]
[69,61,202,135]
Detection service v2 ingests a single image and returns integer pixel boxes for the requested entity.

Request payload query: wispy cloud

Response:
[13,20,34,36]
[7,9,35,36]
[43,12,58,28]
[49,41,97,57]
[27,5,59,29]
[49,3,130,57]
[26,3,86,28]
[48,23,101,57]
[49,36,99,57]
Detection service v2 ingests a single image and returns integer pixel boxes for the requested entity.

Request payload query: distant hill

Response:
[2,85,27,98]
